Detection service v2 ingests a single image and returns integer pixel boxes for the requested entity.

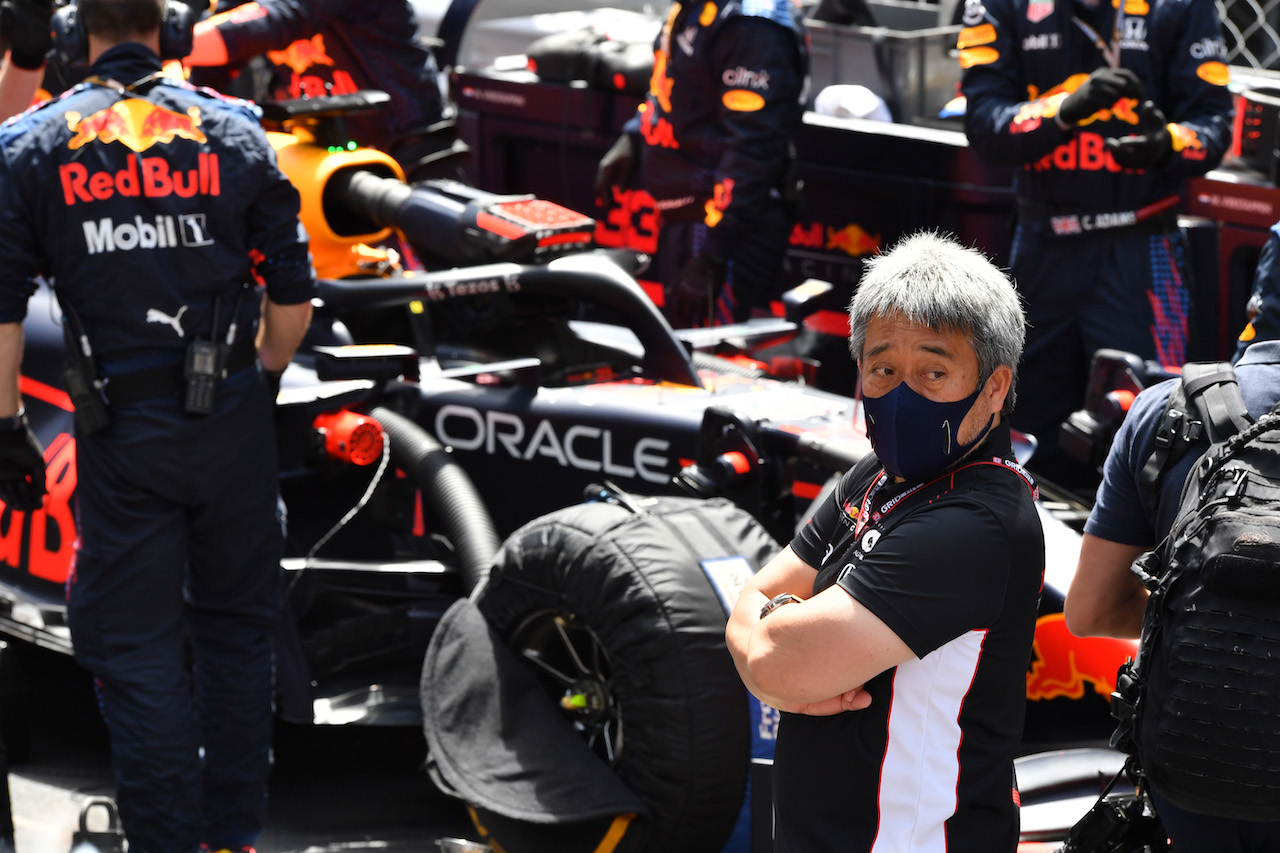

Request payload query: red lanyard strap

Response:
[854,457,1036,539]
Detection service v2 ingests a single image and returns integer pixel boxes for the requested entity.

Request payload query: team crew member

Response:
[1065,338,1280,849]
[0,0,315,850]
[959,0,1232,492]
[1235,221,1280,361]
[0,0,54,119]
[594,0,808,327]
[727,232,1044,852]
[186,0,446,166]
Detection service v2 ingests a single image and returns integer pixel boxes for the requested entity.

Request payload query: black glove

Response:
[0,413,45,512]
[1058,67,1143,126]
[0,0,54,70]
[667,254,726,328]
[594,133,636,209]
[1105,101,1173,169]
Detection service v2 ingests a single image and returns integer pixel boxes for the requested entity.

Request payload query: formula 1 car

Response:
[0,92,1136,852]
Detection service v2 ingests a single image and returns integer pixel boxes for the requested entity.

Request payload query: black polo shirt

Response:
[776,422,1044,852]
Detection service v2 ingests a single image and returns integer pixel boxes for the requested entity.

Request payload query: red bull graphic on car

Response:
[265,34,357,99]
[825,224,882,257]
[1026,612,1137,701]
[789,222,881,258]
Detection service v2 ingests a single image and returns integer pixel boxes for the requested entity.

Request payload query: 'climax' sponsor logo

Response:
[434,404,671,483]
[60,152,221,206]
[1190,36,1227,60]
[722,66,770,90]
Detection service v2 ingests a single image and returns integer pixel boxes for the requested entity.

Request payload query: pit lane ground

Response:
[6,644,476,853]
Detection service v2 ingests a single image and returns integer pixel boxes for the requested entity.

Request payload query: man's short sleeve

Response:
[836,501,1014,657]
[1084,378,1179,546]
[791,456,880,570]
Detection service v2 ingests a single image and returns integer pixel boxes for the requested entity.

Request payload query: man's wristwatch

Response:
[760,593,802,619]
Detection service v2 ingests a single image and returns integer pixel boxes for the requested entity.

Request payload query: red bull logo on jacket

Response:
[1170,122,1206,159]
[1030,131,1123,172]
[268,34,335,75]
[59,151,221,206]
[1010,74,1141,134]
[267,35,358,99]
[66,99,206,153]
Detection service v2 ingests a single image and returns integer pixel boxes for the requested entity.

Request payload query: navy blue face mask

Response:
[861,381,994,482]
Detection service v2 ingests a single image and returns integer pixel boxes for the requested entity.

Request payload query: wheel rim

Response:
[510,611,622,766]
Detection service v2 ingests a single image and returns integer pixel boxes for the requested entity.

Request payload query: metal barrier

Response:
[1222,0,1280,69]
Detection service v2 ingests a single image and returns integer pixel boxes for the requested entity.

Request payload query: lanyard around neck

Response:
[1073,1,1127,69]
[852,457,1037,540]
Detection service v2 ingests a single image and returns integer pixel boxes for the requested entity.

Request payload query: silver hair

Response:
[847,231,1026,409]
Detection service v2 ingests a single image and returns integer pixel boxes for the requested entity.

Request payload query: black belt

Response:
[1018,195,1180,238]
[102,338,258,405]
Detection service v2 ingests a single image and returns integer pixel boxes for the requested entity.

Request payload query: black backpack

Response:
[1111,361,1280,820]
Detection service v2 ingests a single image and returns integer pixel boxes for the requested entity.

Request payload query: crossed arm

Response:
[0,323,22,418]
[725,545,914,715]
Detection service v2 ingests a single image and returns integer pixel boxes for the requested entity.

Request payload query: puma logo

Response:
[146,305,189,338]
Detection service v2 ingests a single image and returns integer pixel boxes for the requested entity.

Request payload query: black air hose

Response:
[370,406,500,595]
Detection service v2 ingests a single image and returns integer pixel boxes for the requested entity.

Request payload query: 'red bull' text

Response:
[1030,132,1123,172]
[59,152,221,206]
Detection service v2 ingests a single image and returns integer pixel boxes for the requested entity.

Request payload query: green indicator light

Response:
[561,693,588,710]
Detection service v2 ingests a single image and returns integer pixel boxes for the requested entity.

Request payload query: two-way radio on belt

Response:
[182,284,253,416]
[59,284,252,429]
[59,303,111,436]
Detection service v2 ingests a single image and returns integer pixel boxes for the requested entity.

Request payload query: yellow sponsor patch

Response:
[957,23,997,49]
[700,2,717,25]
[1196,61,1230,86]
[722,89,766,111]
[1114,0,1149,14]
[959,46,1000,68]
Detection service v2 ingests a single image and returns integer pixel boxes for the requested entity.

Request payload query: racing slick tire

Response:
[466,489,781,853]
